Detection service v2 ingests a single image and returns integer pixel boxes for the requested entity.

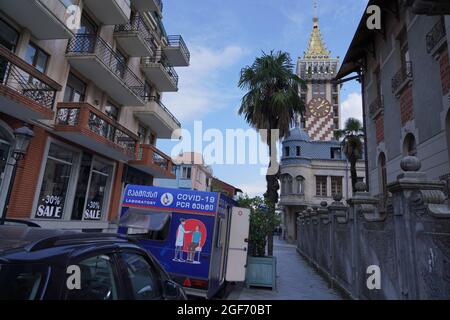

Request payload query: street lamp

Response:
[0,124,35,225]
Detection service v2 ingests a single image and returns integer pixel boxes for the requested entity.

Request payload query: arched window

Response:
[295,176,304,195]
[403,133,417,156]
[378,153,387,198]
[286,175,293,194]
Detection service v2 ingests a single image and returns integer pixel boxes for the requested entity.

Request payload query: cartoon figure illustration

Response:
[173,219,191,262]
[187,225,202,263]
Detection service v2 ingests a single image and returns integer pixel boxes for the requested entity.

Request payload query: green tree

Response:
[334,118,365,192]
[238,51,305,256]
[237,195,280,257]
[238,51,305,255]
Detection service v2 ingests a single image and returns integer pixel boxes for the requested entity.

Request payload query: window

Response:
[143,82,154,101]
[398,29,410,67]
[181,166,191,179]
[66,255,118,300]
[114,48,127,79]
[0,263,47,300]
[24,43,49,73]
[61,0,79,8]
[331,176,343,197]
[296,146,301,157]
[296,176,304,194]
[105,101,120,121]
[316,176,327,197]
[150,133,156,146]
[284,146,290,157]
[35,144,76,219]
[378,153,387,197]
[137,124,147,144]
[300,117,306,129]
[312,82,326,97]
[120,253,162,300]
[281,174,293,195]
[77,14,98,35]
[0,19,19,51]
[330,147,342,159]
[64,72,86,102]
[403,133,417,156]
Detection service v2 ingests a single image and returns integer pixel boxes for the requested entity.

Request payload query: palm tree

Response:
[334,118,365,193]
[238,51,305,256]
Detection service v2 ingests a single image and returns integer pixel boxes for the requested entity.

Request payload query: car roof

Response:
[0,225,141,262]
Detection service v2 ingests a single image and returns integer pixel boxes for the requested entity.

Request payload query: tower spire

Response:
[304,0,330,59]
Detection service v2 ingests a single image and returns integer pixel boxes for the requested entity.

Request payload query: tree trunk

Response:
[263,128,279,256]
[350,156,358,193]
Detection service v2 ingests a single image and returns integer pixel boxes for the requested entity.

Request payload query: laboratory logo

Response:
[161,193,174,206]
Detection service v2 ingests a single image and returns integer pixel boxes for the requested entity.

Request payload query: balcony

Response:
[0,46,61,121]
[66,34,145,106]
[131,0,163,14]
[114,14,157,57]
[391,62,413,97]
[129,144,175,178]
[369,95,384,119]
[141,52,179,92]
[440,173,450,200]
[55,102,138,161]
[83,0,131,25]
[426,17,447,56]
[0,0,74,39]
[163,35,190,67]
[134,96,181,139]
[279,194,306,206]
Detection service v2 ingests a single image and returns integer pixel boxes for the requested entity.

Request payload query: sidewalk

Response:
[227,238,342,300]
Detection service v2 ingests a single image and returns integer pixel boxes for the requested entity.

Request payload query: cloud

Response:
[238,179,266,198]
[162,45,248,122]
[341,92,363,127]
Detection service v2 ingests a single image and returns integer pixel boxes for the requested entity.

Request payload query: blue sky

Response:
[157,0,369,197]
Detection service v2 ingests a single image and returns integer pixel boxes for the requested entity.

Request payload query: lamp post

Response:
[0,124,35,225]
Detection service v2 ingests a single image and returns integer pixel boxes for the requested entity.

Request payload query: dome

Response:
[285,127,310,142]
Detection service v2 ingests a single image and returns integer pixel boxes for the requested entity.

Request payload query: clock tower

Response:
[297,13,341,141]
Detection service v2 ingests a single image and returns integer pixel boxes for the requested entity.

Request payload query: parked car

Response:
[0,222,187,300]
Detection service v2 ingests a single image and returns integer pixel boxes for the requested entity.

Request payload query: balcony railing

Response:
[142,51,179,87]
[0,45,60,110]
[369,95,384,118]
[167,35,190,61]
[426,17,447,54]
[66,34,144,97]
[391,61,413,95]
[56,102,138,157]
[114,13,158,52]
[133,143,174,176]
[144,96,181,127]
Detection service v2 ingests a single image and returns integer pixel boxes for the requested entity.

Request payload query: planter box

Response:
[245,256,277,290]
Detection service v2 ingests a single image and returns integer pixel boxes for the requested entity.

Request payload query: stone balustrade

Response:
[296,156,450,299]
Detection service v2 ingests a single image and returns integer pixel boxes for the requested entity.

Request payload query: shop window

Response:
[331,176,343,197]
[35,144,76,219]
[73,157,113,221]
[64,72,86,102]
[316,176,327,197]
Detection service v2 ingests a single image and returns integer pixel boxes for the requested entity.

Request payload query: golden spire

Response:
[304,1,330,59]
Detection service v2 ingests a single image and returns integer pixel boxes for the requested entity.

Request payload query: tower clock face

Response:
[308,97,332,118]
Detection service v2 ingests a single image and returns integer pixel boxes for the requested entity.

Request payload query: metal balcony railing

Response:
[56,102,138,156]
[369,95,384,118]
[66,34,144,97]
[143,96,181,127]
[0,45,60,110]
[142,51,179,87]
[135,144,173,173]
[391,61,413,94]
[426,17,447,54]
[167,35,190,61]
[114,13,158,52]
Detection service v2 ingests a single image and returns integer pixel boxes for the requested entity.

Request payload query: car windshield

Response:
[0,264,48,300]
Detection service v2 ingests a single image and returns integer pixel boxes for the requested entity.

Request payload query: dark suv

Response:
[0,223,187,300]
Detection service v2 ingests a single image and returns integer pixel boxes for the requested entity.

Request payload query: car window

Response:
[0,264,47,300]
[120,252,162,300]
[66,255,118,300]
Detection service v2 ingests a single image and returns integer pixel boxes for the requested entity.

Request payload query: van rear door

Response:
[225,207,250,282]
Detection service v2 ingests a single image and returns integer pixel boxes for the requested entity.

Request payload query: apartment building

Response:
[0,0,189,230]
[155,152,214,192]
[336,0,450,202]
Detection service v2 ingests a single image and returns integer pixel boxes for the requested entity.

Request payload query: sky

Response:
[157,0,369,197]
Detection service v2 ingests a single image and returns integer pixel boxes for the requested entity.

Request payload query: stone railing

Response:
[296,156,450,299]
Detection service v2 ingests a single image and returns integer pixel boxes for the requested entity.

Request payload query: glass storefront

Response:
[36,142,113,222]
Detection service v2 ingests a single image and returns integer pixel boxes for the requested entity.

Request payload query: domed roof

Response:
[285,127,310,142]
